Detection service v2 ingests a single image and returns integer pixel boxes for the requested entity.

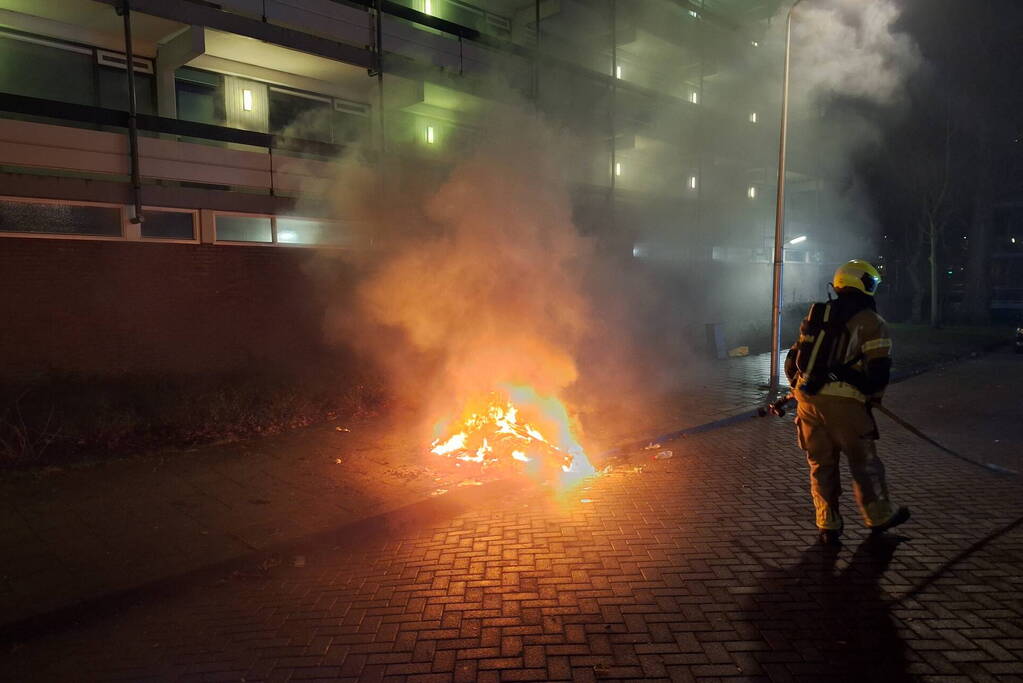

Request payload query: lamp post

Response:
[768,0,807,397]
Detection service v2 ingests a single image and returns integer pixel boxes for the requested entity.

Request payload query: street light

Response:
[768,0,808,398]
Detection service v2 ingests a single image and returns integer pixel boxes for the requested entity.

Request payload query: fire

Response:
[430,386,594,486]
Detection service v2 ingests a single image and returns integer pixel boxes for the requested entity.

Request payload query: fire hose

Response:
[760,393,1018,475]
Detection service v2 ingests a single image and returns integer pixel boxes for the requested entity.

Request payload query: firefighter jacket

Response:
[787,295,893,403]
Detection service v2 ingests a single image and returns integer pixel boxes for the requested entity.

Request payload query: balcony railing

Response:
[0,92,345,196]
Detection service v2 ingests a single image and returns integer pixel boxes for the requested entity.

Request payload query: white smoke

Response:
[791,0,921,106]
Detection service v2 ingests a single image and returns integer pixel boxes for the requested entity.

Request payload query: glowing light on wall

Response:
[242,89,254,111]
[615,65,622,79]
[749,112,758,123]
[615,162,622,177]
[788,235,807,245]
[748,186,757,199]
[688,175,697,190]
[751,40,760,47]
[689,90,699,104]
[424,0,432,14]
[426,126,435,144]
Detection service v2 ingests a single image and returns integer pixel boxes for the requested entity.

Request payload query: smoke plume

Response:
[323,114,606,446]
[791,0,921,107]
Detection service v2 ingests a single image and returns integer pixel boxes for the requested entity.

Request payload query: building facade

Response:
[0,0,838,379]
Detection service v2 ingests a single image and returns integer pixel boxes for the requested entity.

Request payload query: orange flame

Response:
[430,385,594,487]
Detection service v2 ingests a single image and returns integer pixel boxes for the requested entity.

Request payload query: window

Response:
[784,249,808,263]
[141,209,196,240]
[749,112,758,124]
[0,198,121,237]
[748,186,758,199]
[215,214,272,243]
[688,175,697,190]
[175,67,226,126]
[688,90,699,105]
[276,217,351,247]
[333,100,369,145]
[98,66,155,114]
[96,50,156,114]
[0,32,94,106]
[269,88,332,144]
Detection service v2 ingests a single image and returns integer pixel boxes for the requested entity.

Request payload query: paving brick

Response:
[3,369,1022,683]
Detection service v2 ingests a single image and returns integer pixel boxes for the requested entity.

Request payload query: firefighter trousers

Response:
[794,394,896,531]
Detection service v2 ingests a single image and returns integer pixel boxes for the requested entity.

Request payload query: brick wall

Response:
[0,237,355,380]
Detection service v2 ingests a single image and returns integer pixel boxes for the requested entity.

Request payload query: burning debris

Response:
[430,390,592,484]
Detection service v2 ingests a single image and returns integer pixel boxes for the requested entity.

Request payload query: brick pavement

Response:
[0,323,1006,634]
[3,368,1022,682]
[0,414,479,629]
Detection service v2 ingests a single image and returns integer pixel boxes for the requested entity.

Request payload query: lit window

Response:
[426,126,435,144]
[615,64,622,79]
[424,0,432,14]
[216,214,272,243]
[1012,237,1017,244]
[689,90,699,104]
[689,10,699,18]
[749,112,758,124]
[615,162,622,177]
[275,217,351,247]
[748,186,757,199]
[751,40,760,47]
[688,175,697,190]
[242,89,254,111]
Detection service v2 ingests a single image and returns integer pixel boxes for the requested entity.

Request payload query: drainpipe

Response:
[117,0,144,225]
[372,0,385,155]
[609,0,617,235]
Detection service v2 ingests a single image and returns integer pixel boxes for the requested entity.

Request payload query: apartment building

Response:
[0,0,834,377]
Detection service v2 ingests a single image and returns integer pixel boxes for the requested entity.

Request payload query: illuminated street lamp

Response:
[769,0,808,397]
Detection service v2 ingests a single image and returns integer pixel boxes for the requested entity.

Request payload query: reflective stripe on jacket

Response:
[816,308,892,402]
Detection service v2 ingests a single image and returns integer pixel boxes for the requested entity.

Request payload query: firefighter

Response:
[785,259,911,545]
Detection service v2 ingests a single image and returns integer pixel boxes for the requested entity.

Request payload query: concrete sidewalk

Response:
[2,345,1021,681]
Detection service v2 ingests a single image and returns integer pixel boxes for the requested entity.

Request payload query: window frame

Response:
[0,195,126,241]
[137,206,200,244]
[0,199,350,249]
[211,209,276,246]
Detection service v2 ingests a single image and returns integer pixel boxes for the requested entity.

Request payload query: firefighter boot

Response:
[870,506,911,535]
[818,525,843,546]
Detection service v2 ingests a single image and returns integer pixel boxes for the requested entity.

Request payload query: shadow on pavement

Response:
[742,536,912,682]
[0,478,529,647]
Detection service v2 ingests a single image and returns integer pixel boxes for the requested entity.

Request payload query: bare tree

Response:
[888,96,956,326]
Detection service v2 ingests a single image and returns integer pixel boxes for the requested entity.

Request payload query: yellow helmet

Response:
[833,259,881,296]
